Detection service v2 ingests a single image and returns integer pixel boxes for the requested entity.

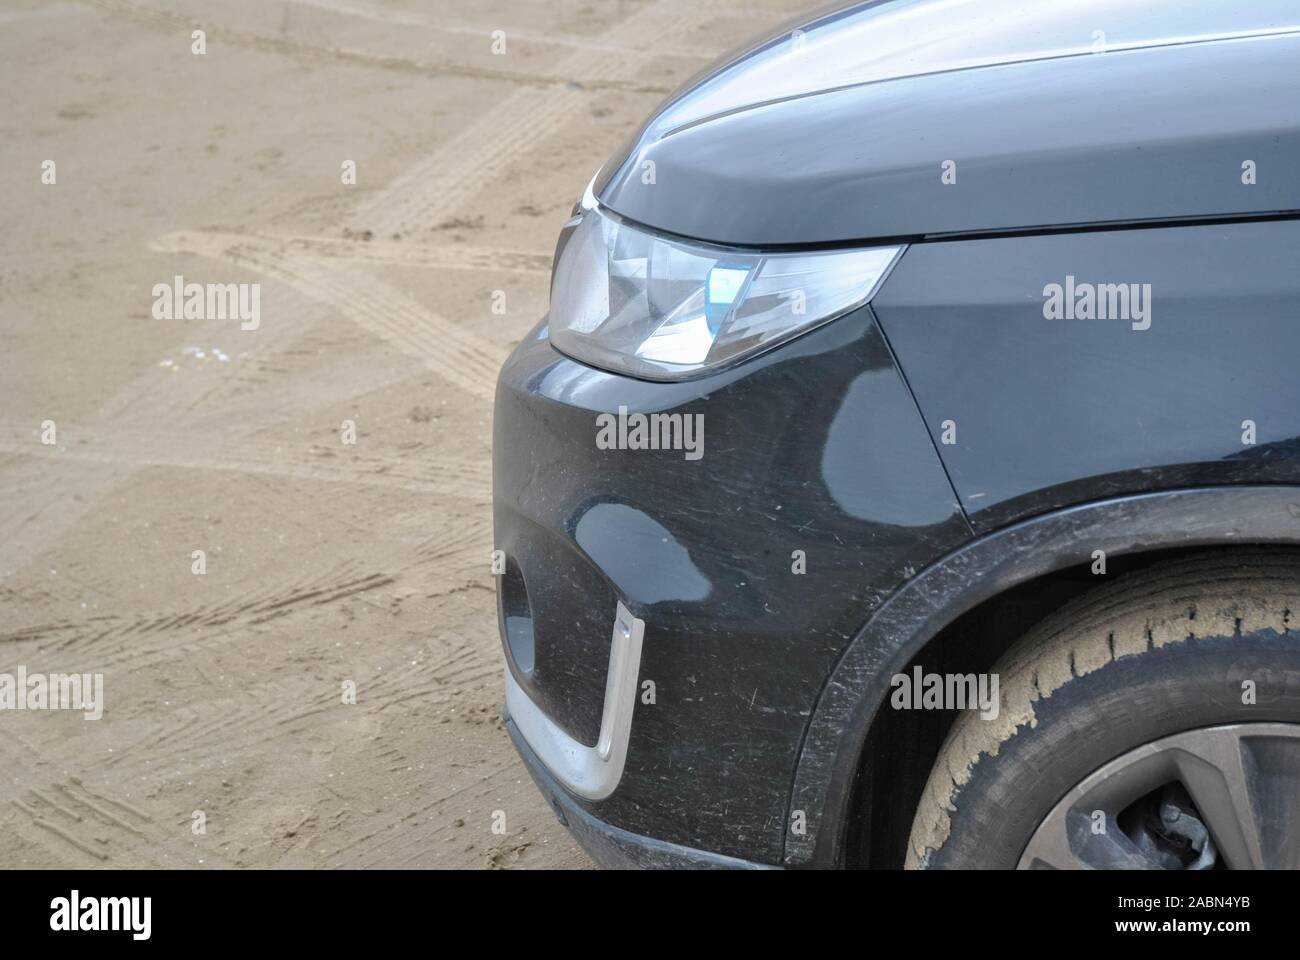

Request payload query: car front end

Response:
[495,0,1300,869]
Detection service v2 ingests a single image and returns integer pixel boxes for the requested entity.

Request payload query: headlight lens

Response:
[548,203,903,381]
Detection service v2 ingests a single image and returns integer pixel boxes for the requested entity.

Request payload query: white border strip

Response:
[505,601,645,800]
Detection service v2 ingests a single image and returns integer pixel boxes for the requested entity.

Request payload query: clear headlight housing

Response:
[548,191,903,381]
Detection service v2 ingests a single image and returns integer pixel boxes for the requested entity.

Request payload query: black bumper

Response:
[506,715,774,869]
[493,307,970,865]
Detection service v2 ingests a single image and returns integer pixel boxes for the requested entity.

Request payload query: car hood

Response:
[596,0,1300,246]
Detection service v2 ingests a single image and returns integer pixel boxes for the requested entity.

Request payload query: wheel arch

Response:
[783,485,1300,867]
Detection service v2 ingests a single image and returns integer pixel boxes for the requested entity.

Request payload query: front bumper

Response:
[505,714,773,869]
[493,305,970,865]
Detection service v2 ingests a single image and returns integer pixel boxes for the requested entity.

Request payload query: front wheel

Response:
[907,552,1300,870]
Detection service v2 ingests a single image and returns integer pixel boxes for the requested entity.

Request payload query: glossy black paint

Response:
[495,0,1300,868]
[874,219,1300,531]
[598,5,1300,246]
[494,306,969,861]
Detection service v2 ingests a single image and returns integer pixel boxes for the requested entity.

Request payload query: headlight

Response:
[548,198,904,381]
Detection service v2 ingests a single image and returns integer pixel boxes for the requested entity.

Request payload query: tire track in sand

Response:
[348,1,725,238]
[150,231,504,402]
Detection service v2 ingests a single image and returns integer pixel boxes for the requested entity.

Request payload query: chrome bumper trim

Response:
[504,601,645,800]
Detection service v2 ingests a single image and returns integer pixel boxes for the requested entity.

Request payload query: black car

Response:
[494,0,1300,869]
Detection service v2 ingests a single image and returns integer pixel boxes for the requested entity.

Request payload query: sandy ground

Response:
[0,0,815,868]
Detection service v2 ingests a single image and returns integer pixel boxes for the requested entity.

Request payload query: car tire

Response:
[906,550,1300,869]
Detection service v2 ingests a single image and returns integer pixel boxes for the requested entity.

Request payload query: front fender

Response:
[785,485,1300,866]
